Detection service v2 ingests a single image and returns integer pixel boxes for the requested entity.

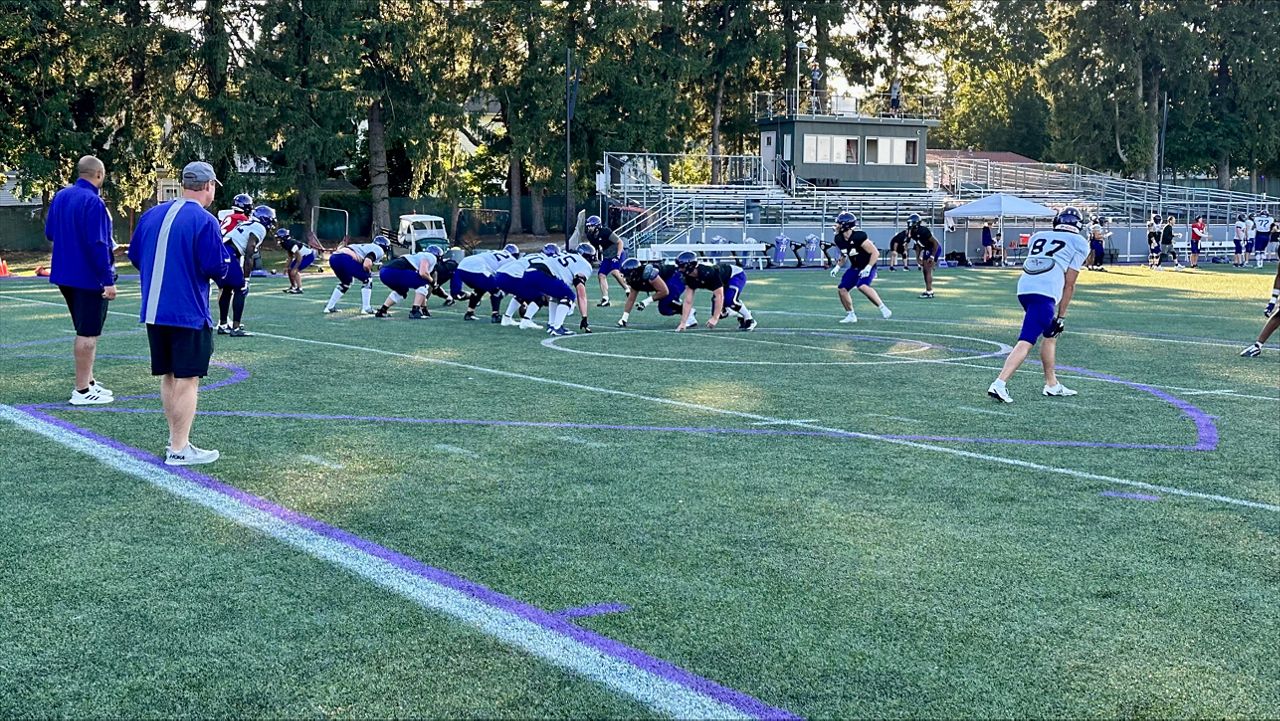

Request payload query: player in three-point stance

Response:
[452,243,520,322]
[323,235,389,314]
[496,249,544,329]
[1240,263,1280,357]
[278,227,318,294]
[674,252,756,331]
[908,213,940,297]
[987,206,1090,404]
[617,258,696,328]
[828,211,891,324]
[583,215,630,307]
[215,204,275,337]
[374,245,442,319]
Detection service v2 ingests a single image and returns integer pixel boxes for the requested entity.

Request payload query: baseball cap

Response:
[181,161,221,186]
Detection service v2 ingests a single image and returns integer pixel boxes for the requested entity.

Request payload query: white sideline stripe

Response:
[244,331,1280,514]
[2,295,1276,513]
[434,443,479,459]
[751,419,818,426]
[866,414,922,424]
[298,454,344,469]
[955,405,1015,418]
[0,405,754,720]
[557,435,609,449]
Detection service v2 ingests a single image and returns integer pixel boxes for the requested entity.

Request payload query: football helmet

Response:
[1054,206,1084,232]
[503,243,520,257]
[373,235,391,251]
[251,205,276,227]
[576,242,597,259]
[834,211,859,232]
[232,193,253,212]
[907,213,921,227]
[675,251,698,272]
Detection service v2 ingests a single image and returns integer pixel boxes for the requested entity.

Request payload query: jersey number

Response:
[1028,238,1066,257]
[1023,238,1067,275]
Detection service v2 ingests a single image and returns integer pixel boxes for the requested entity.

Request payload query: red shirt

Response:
[220,212,249,236]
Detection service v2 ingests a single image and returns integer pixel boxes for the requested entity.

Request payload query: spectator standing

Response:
[889,78,902,117]
[1161,215,1183,270]
[981,221,995,265]
[1189,216,1208,269]
[127,162,230,466]
[45,155,117,405]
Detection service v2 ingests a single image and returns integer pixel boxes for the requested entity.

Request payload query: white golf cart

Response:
[396,214,449,254]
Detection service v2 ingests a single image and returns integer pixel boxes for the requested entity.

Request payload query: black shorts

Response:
[59,285,109,337]
[146,324,213,378]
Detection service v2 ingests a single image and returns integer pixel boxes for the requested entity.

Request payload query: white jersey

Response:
[400,252,437,274]
[1254,215,1274,234]
[1236,221,1247,240]
[346,243,385,263]
[459,250,513,275]
[1016,229,1089,303]
[224,220,266,256]
[1247,219,1256,239]
[497,256,535,279]
[530,252,592,287]
[1089,223,1103,241]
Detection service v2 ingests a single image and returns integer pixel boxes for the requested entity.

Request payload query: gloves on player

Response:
[858,266,873,279]
[829,265,841,278]
[1044,316,1066,338]
[580,317,592,333]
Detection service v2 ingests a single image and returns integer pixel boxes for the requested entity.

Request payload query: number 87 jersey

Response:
[1016,229,1090,303]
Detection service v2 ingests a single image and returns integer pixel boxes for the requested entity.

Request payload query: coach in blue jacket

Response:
[128,161,230,466]
[46,155,117,405]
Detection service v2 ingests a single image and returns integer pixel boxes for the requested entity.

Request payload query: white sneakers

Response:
[880,305,893,319]
[1042,383,1078,397]
[839,311,858,324]
[69,383,113,405]
[518,318,542,330]
[165,443,220,466]
[500,315,517,327]
[987,380,1013,403]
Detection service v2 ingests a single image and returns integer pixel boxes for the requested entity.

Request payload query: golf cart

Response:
[396,214,449,254]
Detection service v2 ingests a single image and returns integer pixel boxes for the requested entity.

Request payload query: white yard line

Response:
[298,454,345,469]
[955,405,1015,418]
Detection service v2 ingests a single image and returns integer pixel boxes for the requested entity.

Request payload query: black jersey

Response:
[889,230,910,249]
[435,258,458,281]
[683,262,737,291]
[280,235,303,254]
[909,224,936,248]
[836,230,874,269]
[587,227,621,259]
[628,262,677,293]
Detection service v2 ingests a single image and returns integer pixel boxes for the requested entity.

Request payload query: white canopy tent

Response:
[944,193,1058,261]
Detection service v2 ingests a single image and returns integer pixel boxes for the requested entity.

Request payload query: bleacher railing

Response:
[754,90,942,121]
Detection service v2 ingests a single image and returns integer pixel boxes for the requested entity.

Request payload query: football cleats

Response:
[373,235,391,251]
[251,205,276,228]
[503,243,521,257]
[232,193,253,212]
[675,251,699,271]
[907,213,921,227]
[1053,206,1083,232]
[834,211,859,232]
[542,243,560,256]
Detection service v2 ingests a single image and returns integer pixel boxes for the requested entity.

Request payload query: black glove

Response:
[580,317,591,333]
[1044,316,1066,338]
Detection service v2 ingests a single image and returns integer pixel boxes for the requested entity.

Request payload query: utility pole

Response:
[565,48,580,245]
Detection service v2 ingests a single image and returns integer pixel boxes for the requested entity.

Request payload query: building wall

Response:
[763,118,932,188]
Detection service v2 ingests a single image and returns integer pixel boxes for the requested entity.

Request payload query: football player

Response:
[1147,212,1163,270]
[828,212,892,323]
[219,193,253,235]
[887,225,911,271]
[1240,265,1280,357]
[617,258,696,328]
[452,243,520,322]
[278,227,317,294]
[583,215,631,306]
[1087,216,1111,272]
[529,242,595,335]
[497,244,562,329]
[1188,216,1208,270]
[323,235,389,314]
[374,245,442,319]
[1233,213,1247,267]
[674,252,756,331]
[215,204,275,337]
[1253,210,1273,268]
[909,213,940,297]
[987,207,1090,403]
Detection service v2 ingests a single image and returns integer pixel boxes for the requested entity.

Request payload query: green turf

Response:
[0,264,1277,718]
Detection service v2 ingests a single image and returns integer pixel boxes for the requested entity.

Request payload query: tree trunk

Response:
[1145,75,1159,182]
[202,0,232,207]
[1216,151,1231,191]
[368,98,390,235]
[508,154,524,234]
[300,157,320,239]
[530,185,548,237]
[710,71,726,184]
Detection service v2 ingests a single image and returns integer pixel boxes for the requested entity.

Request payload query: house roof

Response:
[927,149,1039,164]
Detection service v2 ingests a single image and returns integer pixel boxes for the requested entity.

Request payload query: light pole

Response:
[795,41,808,114]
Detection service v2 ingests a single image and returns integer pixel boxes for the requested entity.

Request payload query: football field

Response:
[1,264,1277,718]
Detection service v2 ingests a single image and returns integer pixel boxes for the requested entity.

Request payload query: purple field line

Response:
[555,603,633,619]
[13,405,798,720]
[1101,490,1161,502]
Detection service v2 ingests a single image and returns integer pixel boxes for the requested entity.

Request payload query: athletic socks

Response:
[523,303,540,320]
[549,303,571,329]
[620,311,630,323]
[326,286,344,310]
[739,305,753,321]
[505,297,520,319]
[218,292,231,325]
[360,285,372,311]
